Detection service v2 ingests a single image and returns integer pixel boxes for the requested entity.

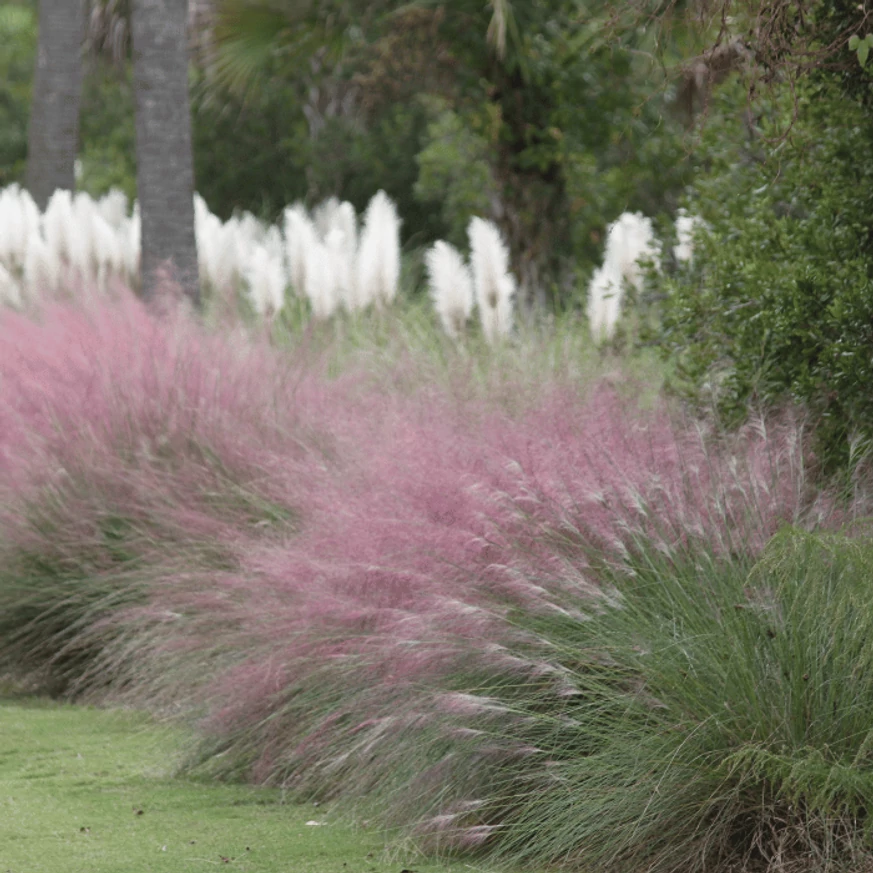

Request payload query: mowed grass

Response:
[0,697,494,873]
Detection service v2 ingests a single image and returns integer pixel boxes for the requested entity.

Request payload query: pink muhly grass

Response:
[0,289,857,851]
[0,289,319,691]
[176,378,845,814]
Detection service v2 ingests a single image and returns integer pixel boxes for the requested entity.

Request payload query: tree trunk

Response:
[131,0,200,305]
[26,0,85,210]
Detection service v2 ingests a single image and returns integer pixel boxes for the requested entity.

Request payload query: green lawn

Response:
[0,697,494,873]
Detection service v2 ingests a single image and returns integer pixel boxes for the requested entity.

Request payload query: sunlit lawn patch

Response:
[0,697,497,873]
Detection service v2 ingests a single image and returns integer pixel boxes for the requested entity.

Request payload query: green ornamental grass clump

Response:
[415,527,873,872]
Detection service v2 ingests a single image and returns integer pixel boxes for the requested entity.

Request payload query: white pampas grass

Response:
[356,190,401,309]
[23,232,58,297]
[42,189,75,268]
[587,211,659,343]
[0,185,38,271]
[96,188,129,228]
[468,217,515,344]
[307,240,339,319]
[243,243,286,318]
[0,261,22,308]
[586,262,623,343]
[284,203,317,298]
[0,184,413,322]
[425,240,474,340]
[673,209,706,264]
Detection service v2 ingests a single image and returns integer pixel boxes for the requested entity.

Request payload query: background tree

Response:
[0,4,36,188]
[635,0,873,471]
[26,0,86,209]
[130,0,200,304]
[200,0,693,307]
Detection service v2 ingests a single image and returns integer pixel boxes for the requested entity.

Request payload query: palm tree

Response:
[130,0,200,305]
[26,0,86,210]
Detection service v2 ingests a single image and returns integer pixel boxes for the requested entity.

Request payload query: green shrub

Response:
[656,81,873,471]
[427,528,873,872]
[0,4,36,187]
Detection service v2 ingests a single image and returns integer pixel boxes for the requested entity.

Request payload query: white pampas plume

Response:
[96,188,129,228]
[24,232,59,297]
[90,211,124,289]
[588,211,659,343]
[70,191,99,279]
[214,221,242,298]
[0,261,22,308]
[284,203,318,298]
[42,188,75,267]
[306,240,339,319]
[244,243,286,318]
[673,209,706,264]
[425,240,474,340]
[334,201,357,255]
[195,198,224,291]
[0,186,26,269]
[120,204,141,284]
[603,211,659,293]
[312,196,341,240]
[325,227,355,309]
[263,224,285,264]
[355,190,401,309]
[586,262,623,343]
[468,217,515,344]
[0,185,39,271]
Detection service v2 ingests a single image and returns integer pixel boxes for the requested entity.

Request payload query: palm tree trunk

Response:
[131,0,200,305]
[26,0,85,211]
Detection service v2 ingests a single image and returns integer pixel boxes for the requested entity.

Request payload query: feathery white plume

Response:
[586,262,623,343]
[244,243,287,318]
[96,188,129,229]
[673,209,706,264]
[43,189,75,268]
[325,227,355,309]
[306,240,339,319]
[23,232,59,298]
[425,240,474,340]
[588,211,659,343]
[284,203,318,298]
[468,217,515,344]
[0,261,22,308]
[355,190,401,309]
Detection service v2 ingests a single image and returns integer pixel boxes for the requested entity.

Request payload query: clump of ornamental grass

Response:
[425,240,474,341]
[468,217,515,345]
[169,388,843,814]
[0,290,306,693]
[355,190,402,310]
[588,211,659,343]
[392,526,873,873]
[1,287,863,873]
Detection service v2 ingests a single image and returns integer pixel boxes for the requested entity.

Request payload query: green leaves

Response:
[849,33,873,68]
[655,80,873,471]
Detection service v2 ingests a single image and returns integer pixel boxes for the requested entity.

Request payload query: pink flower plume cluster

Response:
[0,292,844,824]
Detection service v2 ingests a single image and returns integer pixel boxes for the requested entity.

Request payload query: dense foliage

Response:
[654,79,873,470]
[0,5,35,187]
